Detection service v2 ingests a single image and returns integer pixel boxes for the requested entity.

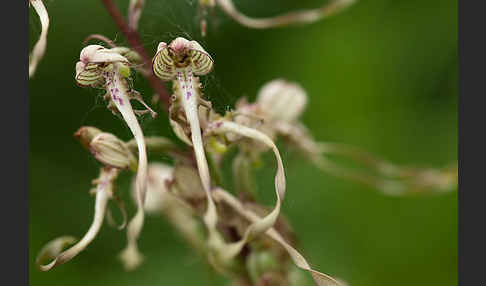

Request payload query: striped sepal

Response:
[76,63,104,87]
[152,47,175,81]
[189,41,214,75]
[190,49,213,75]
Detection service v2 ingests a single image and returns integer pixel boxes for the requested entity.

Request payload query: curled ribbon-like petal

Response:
[212,188,343,286]
[207,120,285,261]
[216,0,356,29]
[36,168,118,271]
[29,0,49,77]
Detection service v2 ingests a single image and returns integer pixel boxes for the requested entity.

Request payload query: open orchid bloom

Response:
[29,0,50,77]
[214,0,356,30]
[212,188,343,286]
[36,168,119,271]
[75,45,156,270]
[152,37,222,251]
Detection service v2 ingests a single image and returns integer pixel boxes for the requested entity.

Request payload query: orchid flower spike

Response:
[75,45,156,270]
[36,168,119,271]
[215,0,356,30]
[152,37,220,244]
[29,0,49,77]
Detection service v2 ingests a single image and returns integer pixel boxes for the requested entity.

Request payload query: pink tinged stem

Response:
[176,70,218,229]
[105,64,148,269]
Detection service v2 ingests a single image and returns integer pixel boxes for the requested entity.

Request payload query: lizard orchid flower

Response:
[75,45,156,270]
[152,38,220,248]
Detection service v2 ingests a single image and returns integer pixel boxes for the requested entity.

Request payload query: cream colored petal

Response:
[79,45,105,62]
[90,49,129,64]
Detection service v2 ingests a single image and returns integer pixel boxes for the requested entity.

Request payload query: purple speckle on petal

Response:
[186,92,192,99]
[112,94,123,105]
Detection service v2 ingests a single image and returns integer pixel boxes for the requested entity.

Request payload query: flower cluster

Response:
[33,2,455,286]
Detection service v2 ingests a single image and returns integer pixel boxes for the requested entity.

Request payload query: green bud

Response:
[199,0,216,7]
[118,63,131,78]
[246,250,280,284]
[208,136,228,154]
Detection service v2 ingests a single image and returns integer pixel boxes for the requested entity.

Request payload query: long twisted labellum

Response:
[128,0,145,30]
[29,0,49,77]
[216,0,356,29]
[103,63,149,270]
[213,189,343,286]
[36,168,118,271]
[208,120,285,261]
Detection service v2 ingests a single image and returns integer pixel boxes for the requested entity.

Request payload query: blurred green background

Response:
[29,0,457,285]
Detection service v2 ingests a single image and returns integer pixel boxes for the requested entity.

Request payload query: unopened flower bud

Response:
[200,0,216,7]
[207,136,228,154]
[90,133,137,170]
[74,126,102,150]
[246,250,280,284]
[256,79,307,122]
